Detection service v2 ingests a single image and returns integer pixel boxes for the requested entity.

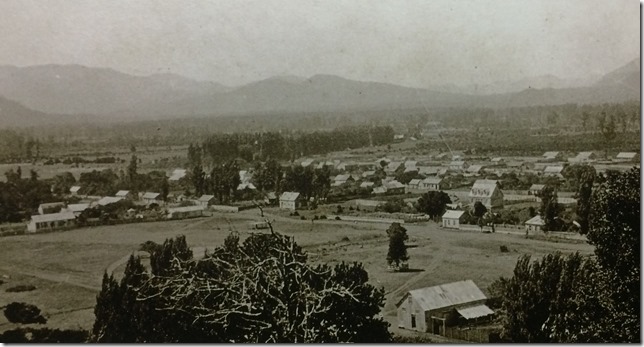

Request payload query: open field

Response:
[0,208,594,335]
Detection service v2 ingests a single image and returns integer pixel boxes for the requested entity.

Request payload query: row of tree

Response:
[491,167,639,342]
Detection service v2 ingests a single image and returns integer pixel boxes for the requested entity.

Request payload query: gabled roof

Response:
[372,186,387,194]
[280,192,301,201]
[418,166,439,175]
[301,159,315,167]
[525,214,545,226]
[115,190,130,197]
[97,196,123,206]
[528,184,545,191]
[362,170,376,177]
[404,160,418,168]
[543,151,560,158]
[168,206,204,213]
[387,161,402,170]
[469,180,499,198]
[198,194,215,202]
[69,186,81,193]
[490,157,504,162]
[576,151,594,159]
[442,210,465,219]
[396,280,488,311]
[466,165,483,173]
[168,169,187,181]
[544,166,564,174]
[616,152,637,159]
[39,202,66,209]
[408,179,422,186]
[30,211,76,223]
[421,177,442,185]
[237,183,257,190]
[66,203,90,213]
[142,192,160,199]
[360,181,375,188]
[384,180,405,189]
[449,160,465,166]
[334,174,352,182]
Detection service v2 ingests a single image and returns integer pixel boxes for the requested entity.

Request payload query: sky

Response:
[0,0,639,88]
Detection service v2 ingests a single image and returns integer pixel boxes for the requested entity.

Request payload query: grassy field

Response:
[0,208,594,336]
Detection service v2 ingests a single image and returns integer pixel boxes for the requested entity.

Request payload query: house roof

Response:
[69,186,81,192]
[442,210,465,219]
[449,160,465,166]
[301,159,314,167]
[198,194,215,202]
[265,192,277,199]
[490,157,503,162]
[408,179,422,186]
[456,304,495,319]
[373,186,387,194]
[616,152,637,159]
[544,166,564,174]
[168,206,204,213]
[30,212,76,223]
[384,180,405,189]
[360,181,375,188]
[397,280,488,312]
[469,180,499,198]
[67,203,90,213]
[404,160,418,168]
[422,177,442,185]
[528,184,545,191]
[142,192,160,199]
[237,183,257,190]
[418,166,439,175]
[168,169,187,181]
[543,151,560,157]
[97,196,123,206]
[334,174,352,181]
[362,170,376,177]
[280,192,301,201]
[467,165,483,173]
[525,214,545,226]
[115,190,130,197]
[39,202,66,209]
[387,161,402,170]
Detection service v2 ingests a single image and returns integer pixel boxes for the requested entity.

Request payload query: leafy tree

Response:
[576,167,595,234]
[51,172,77,196]
[386,223,409,269]
[539,185,561,232]
[3,302,47,324]
[127,154,138,187]
[472,201,487,230]
[160,176,169,203]
[91,232,391,343]
[416,191,451,219]
[587,168,640,341]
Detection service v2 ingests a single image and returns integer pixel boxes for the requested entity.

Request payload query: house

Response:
[301,159,315,168]
[615,152,638,162]
[490,157,504,165]
[372,186,388,195]
[543,166,564,179]
[469,180,503,210]
[569,151,596,163]
[141,192,161,205]
[38,202,66,215]
[237,182,257,191]
[360,181,375,189]
[167,206,204,220]
[396,280,494,334]
[465,165,484,175]
[115,190,133,200]
[168,169,187,181]
[542,151,563,161]
[407,179,422,190]
[419,177,443,191]
[404,166,419,174]
[385,161,403,174]
[279,192,302,211]
[66,203,90,217]
[264,192,278,205]
[404,160,418,170]
[417,166,439,176]
[362,170,376,178]
[27,212,77,233]
[332,174,355,186]
[384,180,406,195]
[69,186,81,196]
[528,184,545,196]
[525,214,545,234]
[448,160,468,172]
[442,210,465,229]
[97,196,123,206]
[197,194,215,207]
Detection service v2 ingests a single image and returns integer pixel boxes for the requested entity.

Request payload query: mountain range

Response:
[0,58,639,127]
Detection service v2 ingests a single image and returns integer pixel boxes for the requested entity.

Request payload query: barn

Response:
[396,280,494,335]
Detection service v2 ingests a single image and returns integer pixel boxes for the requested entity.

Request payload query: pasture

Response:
[0,209,594,334]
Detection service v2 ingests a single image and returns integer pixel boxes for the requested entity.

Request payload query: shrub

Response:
[300,216,306,220]
[500,245,509,253]
[6,285,36,293]
[320,215,327,220]
[335,216,341,220]
[292,211,300,217]
[336,205,344,214]
[313,215,319,220]
[3,302,47,324]
[341,236,350,242]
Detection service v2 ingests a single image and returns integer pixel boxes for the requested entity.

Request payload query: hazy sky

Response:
[0,0,639,88]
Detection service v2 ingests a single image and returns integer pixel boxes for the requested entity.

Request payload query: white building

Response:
[615,152,638,162]
[525,214,545,234]
[469,180,503,210]
[27,212,76,233]
[141,192,161,205]
[167,206,204,219]
[66,203,90,217]
[279,192,302,211]
[69,186,81,196]
[197,194,215,207]
[543,166,565,179]
[442,210,465,229]
[115,190,133,199]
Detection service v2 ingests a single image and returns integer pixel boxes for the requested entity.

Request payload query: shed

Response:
[197,195,215,207]
[69,186,82,196]
[396,280,493,334]
[525,214,545,234]
[442,210,465,229]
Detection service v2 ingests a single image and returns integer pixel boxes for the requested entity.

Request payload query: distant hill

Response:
[0,59,638,124]
[0,95,65,127]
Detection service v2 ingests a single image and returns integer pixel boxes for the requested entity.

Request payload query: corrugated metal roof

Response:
[30,212,76,223]
[442,210,465,219]
[456,304,494,319]
[616,152,637,159]
[400,280,488,311]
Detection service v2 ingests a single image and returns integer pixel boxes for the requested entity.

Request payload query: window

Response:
[411,314,416,328]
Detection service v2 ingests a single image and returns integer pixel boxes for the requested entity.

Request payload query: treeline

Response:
[199,125,394,164]
[0,168,54,223]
